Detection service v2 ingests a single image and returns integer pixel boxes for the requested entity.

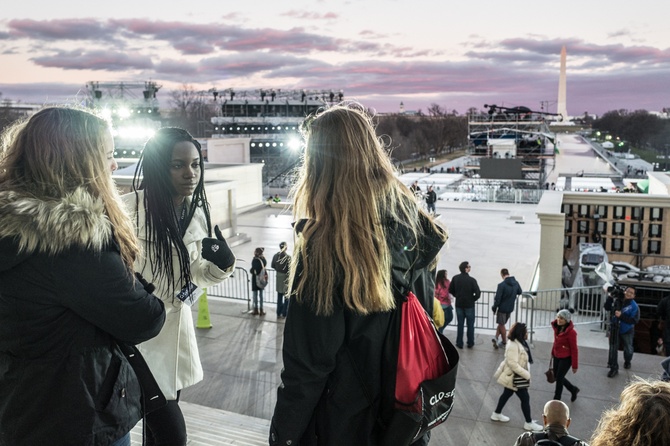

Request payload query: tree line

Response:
[593,109,670,151]
[3,87,668,164]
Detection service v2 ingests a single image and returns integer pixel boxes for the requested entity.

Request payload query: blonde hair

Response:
[590,378,670,446]
[289,102,445,316]
[0,106,139,268]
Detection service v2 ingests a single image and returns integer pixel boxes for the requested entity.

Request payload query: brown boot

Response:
[252,309,259,316]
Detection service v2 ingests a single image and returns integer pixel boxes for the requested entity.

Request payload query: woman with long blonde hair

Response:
[269,102,447,445]
[0,107,165,446]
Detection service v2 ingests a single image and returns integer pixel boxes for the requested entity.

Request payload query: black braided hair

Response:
[131,127,212,295]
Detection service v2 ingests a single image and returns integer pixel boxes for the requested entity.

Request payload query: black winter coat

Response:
[449,272,481,309]
[269,215,445,446]
[0,188,166,446]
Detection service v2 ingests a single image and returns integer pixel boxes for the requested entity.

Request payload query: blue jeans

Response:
[277,293,288,317]
[456,306,475,347]
[440,305,453,332]
[110,432,130,446]
[608,327,634,371]
[252,290,264,311]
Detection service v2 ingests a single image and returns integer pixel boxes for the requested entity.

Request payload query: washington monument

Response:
[557,45,568,119]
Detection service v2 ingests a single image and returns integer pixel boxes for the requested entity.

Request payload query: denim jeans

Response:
[621,330,634,364]
[110,433,130,446]
[608,327,635,371]
[440,305,453,332]
[252,290,264,311]
[456,306,475,347]
[277,292,288,317]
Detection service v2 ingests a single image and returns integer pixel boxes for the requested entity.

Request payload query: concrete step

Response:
[131,401,270,445]
[226,232,253,248]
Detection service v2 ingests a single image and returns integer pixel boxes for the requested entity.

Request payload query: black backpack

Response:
[533,432,582,446]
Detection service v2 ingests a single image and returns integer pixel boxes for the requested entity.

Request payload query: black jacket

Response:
[0,188,166,446]
[449,272,481,308]
[270,215,445,445]
[251,256,267,291]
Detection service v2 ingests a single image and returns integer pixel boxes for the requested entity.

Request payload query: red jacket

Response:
[551,320,578,370]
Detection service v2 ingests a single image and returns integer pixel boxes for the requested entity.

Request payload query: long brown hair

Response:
[590,378,670,446]
[0,106,139,268]
[290,102,445,316]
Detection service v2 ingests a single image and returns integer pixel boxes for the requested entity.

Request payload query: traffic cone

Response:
[196,288,213,329]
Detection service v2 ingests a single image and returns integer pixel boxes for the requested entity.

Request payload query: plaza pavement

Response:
[132,198,667,445]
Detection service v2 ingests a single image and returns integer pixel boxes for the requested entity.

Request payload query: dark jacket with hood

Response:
[0,188,166,446]
[269,214,445,446]
[492,276,522,314]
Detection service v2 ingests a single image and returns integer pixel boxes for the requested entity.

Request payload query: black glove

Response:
[201,225,236,271]
[135,272,156,294]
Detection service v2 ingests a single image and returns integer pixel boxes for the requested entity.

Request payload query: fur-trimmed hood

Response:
[0,188,112,272]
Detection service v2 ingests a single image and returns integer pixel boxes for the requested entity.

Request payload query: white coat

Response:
[123,191,234,399]
[493,339,531,391]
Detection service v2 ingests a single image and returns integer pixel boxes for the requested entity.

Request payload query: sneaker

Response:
[607,369,618,378]
[252,309,259,316]
[490,412,510,422]
[492,338,499,349]
[624,362,631,369]
[498,341,506,349]
[260,310,266,316]
[523,421,543,431]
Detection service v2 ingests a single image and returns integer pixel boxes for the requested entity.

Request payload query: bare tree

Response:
[167,84,218,137]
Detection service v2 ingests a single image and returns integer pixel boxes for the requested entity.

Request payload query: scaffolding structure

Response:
[467,104,557,185]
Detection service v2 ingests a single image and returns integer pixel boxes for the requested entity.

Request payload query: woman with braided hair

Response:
[123,127,236,445]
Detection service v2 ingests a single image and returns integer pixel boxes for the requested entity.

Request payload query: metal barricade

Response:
[207,266,280,311]
[466,285,606,344]
[208,269,604,341]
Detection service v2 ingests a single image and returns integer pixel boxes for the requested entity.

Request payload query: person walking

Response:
[491,322,543,432]
[551,310,580,402]
[250,247,268,316]
[514,400,590,446]
[604,286,639,377]
[269,102,447,446]
[434,269,453,332]
[0,107,166,446]
[449,261,481,349]
[124,127,236,445]
[271,241,291,318]
[492,268,522,349]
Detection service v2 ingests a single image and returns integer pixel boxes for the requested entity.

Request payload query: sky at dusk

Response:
[1,0,669,116]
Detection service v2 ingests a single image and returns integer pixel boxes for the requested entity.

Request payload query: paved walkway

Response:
[132,298,667,445]
[132,167,666,445]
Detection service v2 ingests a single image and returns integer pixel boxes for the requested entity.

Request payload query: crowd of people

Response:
[2,103,670,446]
